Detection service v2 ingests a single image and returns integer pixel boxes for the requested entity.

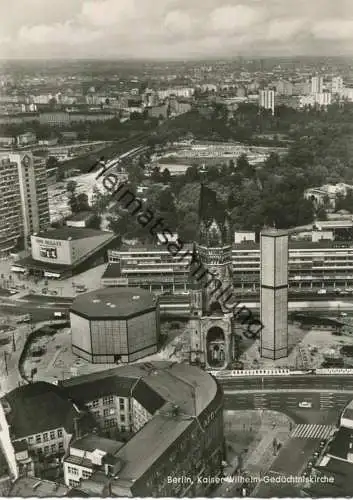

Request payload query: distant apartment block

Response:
[259,89,275,115]
[157,87,194,99]
[311,75,324,94]
[332,76,344,95]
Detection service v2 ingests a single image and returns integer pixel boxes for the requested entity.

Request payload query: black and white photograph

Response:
[0,0,353,497]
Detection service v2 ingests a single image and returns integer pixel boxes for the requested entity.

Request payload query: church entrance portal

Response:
[207,326,226,367]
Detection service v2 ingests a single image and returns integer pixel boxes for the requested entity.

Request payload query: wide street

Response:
[221,379,351,497]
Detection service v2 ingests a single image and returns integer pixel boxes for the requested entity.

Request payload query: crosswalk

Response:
[291,424,336,440]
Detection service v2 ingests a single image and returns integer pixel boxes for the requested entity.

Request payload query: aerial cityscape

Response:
[1,0,353,497]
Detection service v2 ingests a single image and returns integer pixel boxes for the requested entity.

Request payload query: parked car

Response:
[299,401,312,408]
[317,289,327,295]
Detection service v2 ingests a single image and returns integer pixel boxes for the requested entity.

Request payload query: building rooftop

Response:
[61,362,219,488]
[260,228,289,237]
[2,382,81,439]
[342,399,353,422]
[34,227,112,241]
[70,287,156,319]
[101,263,121,279]
[8,477,69,497]
[66,211,94,222]
[233,239,353,251]
[327,427,353,460]
[71,433,124,455]
[306,457,353,497]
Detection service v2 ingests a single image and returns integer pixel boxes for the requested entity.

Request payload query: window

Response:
[103,409,109,417]
[68,466,79,476]
[104,418,117,428]
[121,425,125,432]
[82,470,91,479]
[27,437,33,443]
[44,446,49,454]
[50,431,56,440]
[35,435,41,443]
[91,400,99,408]
[43,433,48,442]
[120,415,125,423]
[57,429,63,438]
[51,444,56,453]
[58,442,64,450]
[69,479,79,487]
[103,396,114,405]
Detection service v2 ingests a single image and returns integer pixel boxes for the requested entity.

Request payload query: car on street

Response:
[345,287,353,293]
[299,401,312,408]
[317,289,327,295]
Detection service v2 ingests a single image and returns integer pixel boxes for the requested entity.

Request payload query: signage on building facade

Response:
[36,238,62,247]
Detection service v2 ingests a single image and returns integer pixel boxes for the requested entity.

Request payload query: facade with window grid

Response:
[61,362,224,497]
[86,395,131,433]
[70,287,159,364]
[12,427,67,458]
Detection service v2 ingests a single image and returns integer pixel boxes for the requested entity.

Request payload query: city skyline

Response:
[0,0,353,60]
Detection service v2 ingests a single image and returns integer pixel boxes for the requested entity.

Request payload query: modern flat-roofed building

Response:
[105,230,353,294]
[260,228,289,360]
[61,361,224,497]
[13,227,118,279]
[70,287,159,363]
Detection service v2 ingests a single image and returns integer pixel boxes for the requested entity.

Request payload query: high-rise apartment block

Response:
[260,229,289,360]
[259,89,275,115]
[0,152,49,254]
[332,76,344,95]
[311,76,323,94]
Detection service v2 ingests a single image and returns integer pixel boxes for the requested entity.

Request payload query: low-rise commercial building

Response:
[105,223,353,293]
[14,227,118,279]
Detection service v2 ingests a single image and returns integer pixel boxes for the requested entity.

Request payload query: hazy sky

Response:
[0,0,353,59]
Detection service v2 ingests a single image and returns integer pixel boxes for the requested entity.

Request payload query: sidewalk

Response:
[212,411,294,497]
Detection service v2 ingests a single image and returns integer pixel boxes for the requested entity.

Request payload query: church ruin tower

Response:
[189,184,235,370]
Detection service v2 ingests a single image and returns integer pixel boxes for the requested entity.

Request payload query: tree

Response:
[87,213,102,229]
[161,168,171,184]
[150,166,162,183]
[76,193,91,212]
[128,163,145,185]
[66,180,77,194]
[56,167,65,182]
[46,156,59,169]
[184,165,200,183]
